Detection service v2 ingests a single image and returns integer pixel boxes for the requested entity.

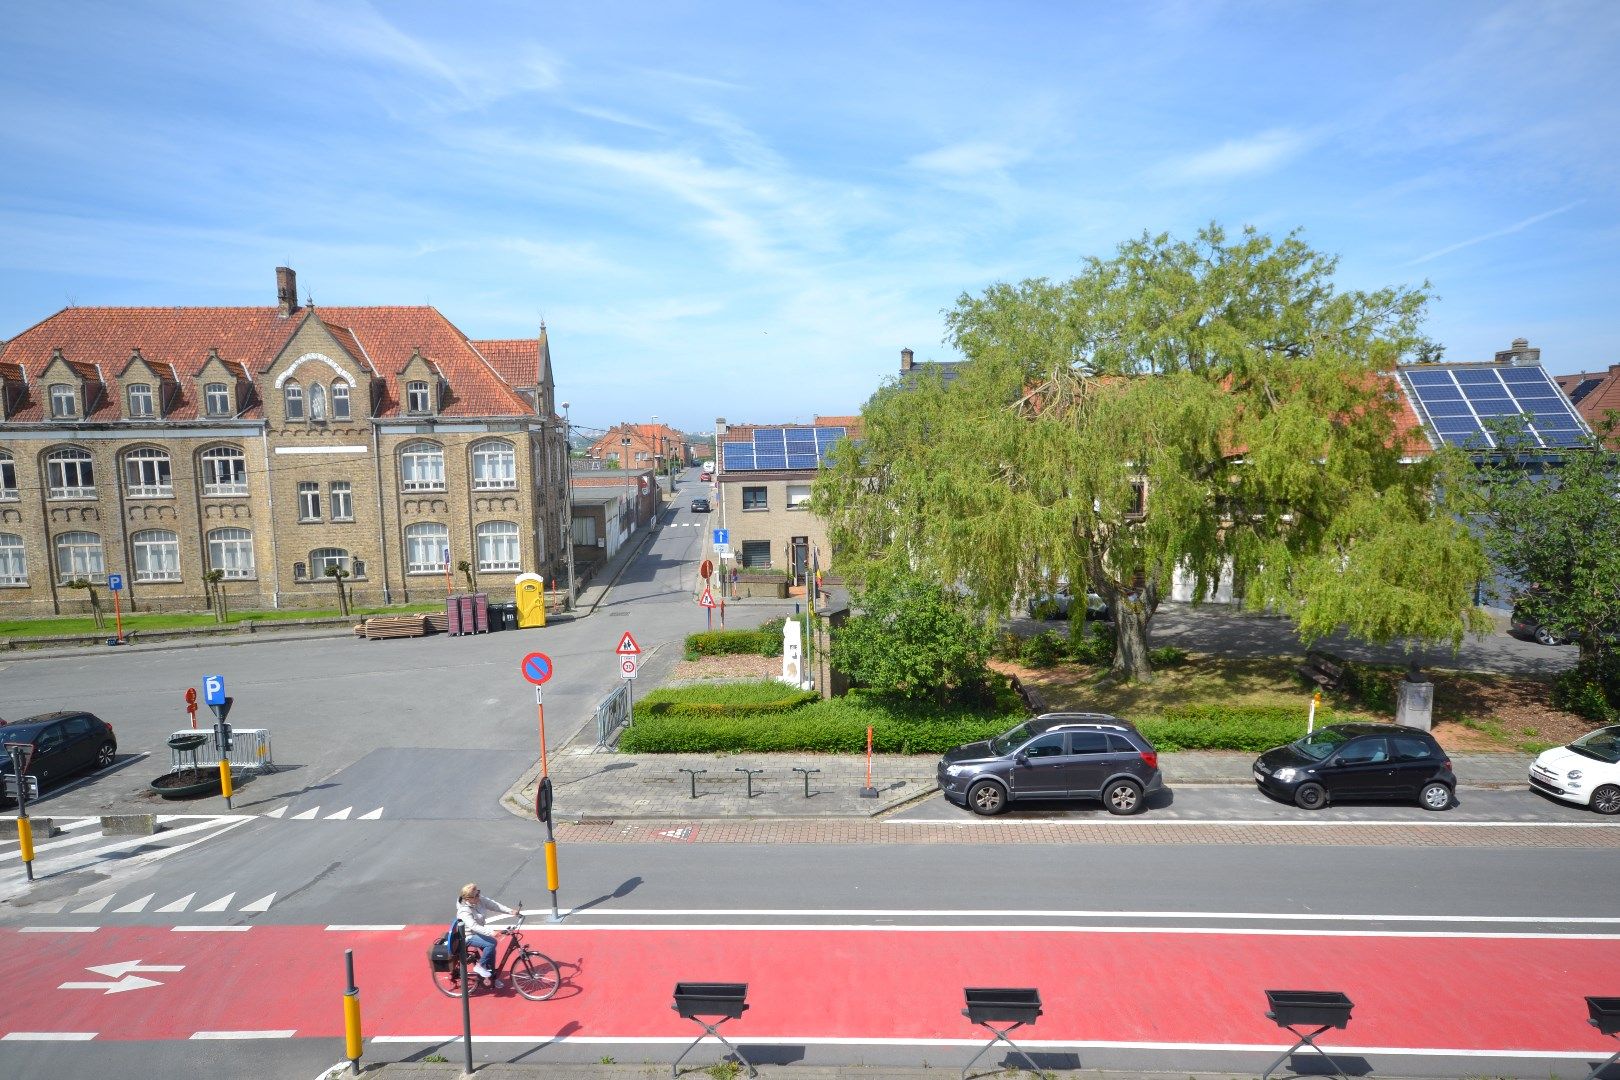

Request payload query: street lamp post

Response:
[561,402,577,611]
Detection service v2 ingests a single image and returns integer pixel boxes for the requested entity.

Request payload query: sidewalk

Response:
[360,1065,1295,1080]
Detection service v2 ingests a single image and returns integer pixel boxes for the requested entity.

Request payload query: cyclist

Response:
[456,882,517,984]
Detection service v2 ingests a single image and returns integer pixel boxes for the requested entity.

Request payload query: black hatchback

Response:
[938,713,1163,816]
[1253,723,1454,811]
[0,711,118,801]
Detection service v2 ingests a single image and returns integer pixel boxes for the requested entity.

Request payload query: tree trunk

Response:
[218,581,229,622]
[1109,599,1154,683]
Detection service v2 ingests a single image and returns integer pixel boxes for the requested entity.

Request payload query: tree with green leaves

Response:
[818,225,1492,683]
[66,577,105,629]
[325,564,351,617]
[828,566,998,705]
[1477,431,1620,704]
[204,568,228,623]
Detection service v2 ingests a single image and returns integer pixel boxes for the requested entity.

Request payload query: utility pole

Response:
[560,402,577,611]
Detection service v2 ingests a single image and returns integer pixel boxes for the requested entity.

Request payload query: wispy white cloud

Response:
[1157,128,1311,183]
[909,141,1028,177]
[1406,200,1585,265]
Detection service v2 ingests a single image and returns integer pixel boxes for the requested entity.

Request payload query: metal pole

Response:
[544,818,560,922]
[342,949,362,1075]
[112,587,124,644]
[561,404,577,611]
[536,685,549,779]
[11,747,35,882]
[457,926,474,1074]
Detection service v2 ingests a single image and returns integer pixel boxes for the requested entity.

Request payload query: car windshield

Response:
[1569,726,1620,764]
[1292,728,1351,761]
[989,723,1036,756]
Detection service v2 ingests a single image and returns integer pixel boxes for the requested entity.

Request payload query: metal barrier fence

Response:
[593,683,631,751]
[169,728,275,772]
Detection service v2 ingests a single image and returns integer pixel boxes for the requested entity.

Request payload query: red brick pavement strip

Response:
[557,818,1620,847]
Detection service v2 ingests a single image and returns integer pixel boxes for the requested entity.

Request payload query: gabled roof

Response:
[1556,365,1620,449]
[472,338,539,388]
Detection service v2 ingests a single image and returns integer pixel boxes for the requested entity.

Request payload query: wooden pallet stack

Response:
[360,614,429,641]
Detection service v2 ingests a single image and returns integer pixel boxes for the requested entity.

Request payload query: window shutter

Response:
[353,558,366,578]
[293,561,306,580]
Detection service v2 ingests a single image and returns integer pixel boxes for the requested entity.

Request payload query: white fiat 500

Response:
[1529,725,1620,815]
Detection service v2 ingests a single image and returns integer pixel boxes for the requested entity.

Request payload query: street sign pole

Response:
[520,652,562,921]
[6,743,36,881]
[108,572,126,644]
[442,546,453,598]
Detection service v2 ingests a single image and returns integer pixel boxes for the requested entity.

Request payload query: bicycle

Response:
[430,912,561,1001]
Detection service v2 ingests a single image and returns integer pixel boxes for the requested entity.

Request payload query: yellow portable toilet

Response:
[514,573,547,628]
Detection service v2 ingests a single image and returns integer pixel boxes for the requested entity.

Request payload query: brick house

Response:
[584,422,687,473]
[0,267,571,614]
[1555,363,1620,449]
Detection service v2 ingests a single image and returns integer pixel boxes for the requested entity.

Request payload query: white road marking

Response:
[87,961,184,977]
[196,892,235,913]
[325,807,352,820]
[558,906,1620,925]
[73,895,113,914]
[895,816,1620,827]
[18,926,98,933]
[155,893,195,913]
[172,925,252,933]
[263,806,288,819]
[112,893,154,913]
[358,808,384,820]
[59,974,163,995]
[325,924,406,931]
[2,1032,98,1041]
[521,921,1619,940]
[291,808,319,820]
[240,893,276,912]
[190,1030,296,1039]
[0,817,250,896]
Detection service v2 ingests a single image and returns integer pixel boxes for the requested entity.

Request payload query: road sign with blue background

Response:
[712,529,728,545]
[107,573,124,591]
[520,652,553,686]
[203,674,227,706]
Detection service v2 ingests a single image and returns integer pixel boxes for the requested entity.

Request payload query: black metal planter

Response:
[671,982,755,1078]
[961,987,1042,1080]
[1581,997,1620,1080]
[1262,990,1354,1080]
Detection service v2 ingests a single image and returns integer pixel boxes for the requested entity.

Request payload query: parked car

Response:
[1511,606,1570,646]
[1253,723,1454,811]
[1529,725,1620,815]
[1027,588,1110,621]
[699,471,712,482]
[690,497,711,513]
[938,713,1162,816]
[0,711,118,802]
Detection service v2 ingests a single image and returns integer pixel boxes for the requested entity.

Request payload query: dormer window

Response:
[332,382,351,420]
[50,383,77,419]
[284,380,304,420]
[309,382,328,421]
[205,382,231,417]
[127,383,155,418]
[406,380,431,414]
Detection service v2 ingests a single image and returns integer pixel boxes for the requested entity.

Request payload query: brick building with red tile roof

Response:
[0,267,573,615]
[1555,364,1620,449]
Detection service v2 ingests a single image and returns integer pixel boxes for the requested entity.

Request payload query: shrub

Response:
[639,680,818,718]
[1137,705,1325,753]
[1067,621,1116,665]
[1020,631,1065,668]
[1552,668,1616,721]
[686,628,774,658]
[1339,659,1398,714]
[830,568,997,703]
[1148,646,1188,668]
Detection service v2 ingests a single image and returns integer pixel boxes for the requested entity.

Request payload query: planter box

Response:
[733,576,788,598]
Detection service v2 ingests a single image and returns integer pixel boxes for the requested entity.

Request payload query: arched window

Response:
[471,439,516,489]
[406,380,431,414]
[200,445,247,496]
[45,447,95,498]
[123,446,172,497]
[127,383,155,418]
[132,529,181,582]
[0,450,17,500]
[309,547,352,578]
[284,380,304,420]
[207,527,255,579]
[54,531,104,582]
[0,532,26,585]
[332,382,351,420]
[405,522,449,573]
[400,441,445,491]
[476,520,521,571]
[308,382,328,421]
[204,382,231,416]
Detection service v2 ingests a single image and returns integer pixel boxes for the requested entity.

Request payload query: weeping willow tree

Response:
[817,225,1492,683]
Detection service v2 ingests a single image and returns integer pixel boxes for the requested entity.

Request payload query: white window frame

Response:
[786,483,812,510]
[127,383,155,418]
[204,381,231,417]
[297,481,321,521]
[405,522,449,574]
[284,381,304,420]
[309,547,352,578]
[476,520,521,572]
[200,445,247,496]
[471,439,517,490]
[132,529,181,582]
[0,532,26,586]
[207,527,255,579]
[309,382,328,421]
[332,382,351,420]
[49,383,77,419]
[400,441,445,491]
[406,380,431,414]
[330,481,353,521]
[0,452,16,501]
[123,447,173,498]
[54,530,105,583]
[46,447,95,499]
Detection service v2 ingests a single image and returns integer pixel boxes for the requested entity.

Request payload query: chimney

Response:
[900,347,914,372]
[1493,336,1540,366]
[276,266,298,317]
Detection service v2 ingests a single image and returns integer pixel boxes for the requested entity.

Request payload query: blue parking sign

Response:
[107,573,124,592]
[203,674,227,706]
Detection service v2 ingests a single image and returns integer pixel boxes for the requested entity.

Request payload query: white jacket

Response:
[456,894,515,934]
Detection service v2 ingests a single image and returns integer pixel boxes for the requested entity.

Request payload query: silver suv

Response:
[937,713,1162,816]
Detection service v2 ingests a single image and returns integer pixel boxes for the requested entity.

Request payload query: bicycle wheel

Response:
[510,949,561,1001]
[431,961,469,998]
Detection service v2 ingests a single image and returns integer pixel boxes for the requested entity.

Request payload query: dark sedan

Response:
[690,497,711,513]
[1253,723,1454,811]
[0,711,118,802]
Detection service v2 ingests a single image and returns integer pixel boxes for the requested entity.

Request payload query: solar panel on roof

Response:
[722,444,755,470]
[1453,369,1503,386]
[1499,368,1550,385]
[1405,369,1455,387]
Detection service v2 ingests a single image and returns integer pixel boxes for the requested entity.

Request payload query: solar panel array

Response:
[1399,365,1590,450]
[720,426,848,471]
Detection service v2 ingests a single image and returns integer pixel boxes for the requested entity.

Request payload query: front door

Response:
[1326,736,1395,799]
[1010,733,1070,798]
[790,537,809,586]
[29,722,67,783]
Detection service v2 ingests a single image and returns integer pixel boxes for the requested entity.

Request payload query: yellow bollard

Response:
[219,759,233,800]
[342,948,363,1075]
[544,839,559,891]
[17,817,34,864]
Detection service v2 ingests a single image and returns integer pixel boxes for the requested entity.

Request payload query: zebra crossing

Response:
[263,805,384,820]
[34,889,278,915]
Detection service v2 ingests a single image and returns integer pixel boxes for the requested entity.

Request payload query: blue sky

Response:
[3,1,1618,434]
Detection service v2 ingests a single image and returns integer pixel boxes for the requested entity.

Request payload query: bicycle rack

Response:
[1261,989,1354,1080]
[960,987,1042,1080]
[677,768,706,798]
[792,766,820,797]
[734,767,763,798]
[671,982,755,1078]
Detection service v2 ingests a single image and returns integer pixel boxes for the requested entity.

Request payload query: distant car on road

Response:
[0,711,118,802]
[699,471,712,482]
[690,497,711,513]
[1253,723,1454,811]
[1027,588,1109,621]
[1529,725,1620,815]
[938,714,1162,816]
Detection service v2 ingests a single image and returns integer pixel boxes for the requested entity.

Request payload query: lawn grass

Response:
[0,605,440,637]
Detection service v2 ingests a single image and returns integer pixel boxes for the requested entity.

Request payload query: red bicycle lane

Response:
[3,925,1615,1051]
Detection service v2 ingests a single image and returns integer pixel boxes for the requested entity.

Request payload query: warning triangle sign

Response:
[615,631,641,655]
[698,587,716,609]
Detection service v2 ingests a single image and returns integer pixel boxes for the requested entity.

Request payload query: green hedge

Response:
[1136,705,1327,752]
[639,680,819,718]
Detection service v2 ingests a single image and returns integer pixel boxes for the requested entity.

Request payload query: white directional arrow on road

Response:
[85,961,186,978]
[59,975,164,995]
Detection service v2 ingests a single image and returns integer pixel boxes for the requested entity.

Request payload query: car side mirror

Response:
[1324,757,1343,768]
[1014,752,1029,767]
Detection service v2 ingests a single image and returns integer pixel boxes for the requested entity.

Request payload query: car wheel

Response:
[967,780,1007,816]
[1294,782,1327,811]
[1419,781,1452,811]
[1591,785,1620,816]
[1533,626,1560,646]
[1104,779,1144,815]
[95,742,116,770]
